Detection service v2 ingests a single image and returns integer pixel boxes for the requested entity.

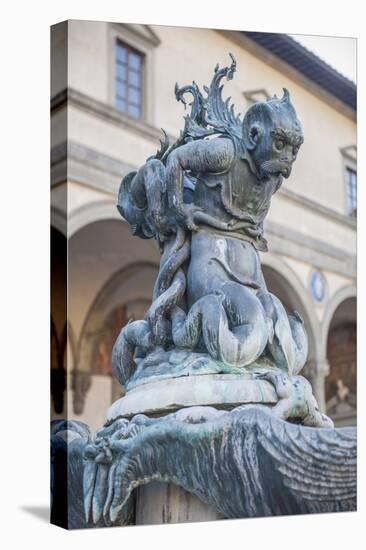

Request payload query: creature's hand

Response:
[176,203,203,231]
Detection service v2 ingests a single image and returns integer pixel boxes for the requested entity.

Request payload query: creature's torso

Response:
[187,229,266,308]
[192,140,282,251]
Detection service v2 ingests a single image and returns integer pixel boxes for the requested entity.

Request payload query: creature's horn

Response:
[281,88,290,103]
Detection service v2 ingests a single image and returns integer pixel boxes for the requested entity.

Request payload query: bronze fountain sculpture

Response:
[51,55,356,529]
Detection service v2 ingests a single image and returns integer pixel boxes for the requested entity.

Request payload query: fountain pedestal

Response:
[106,371,278,525]
[136,482,223,525]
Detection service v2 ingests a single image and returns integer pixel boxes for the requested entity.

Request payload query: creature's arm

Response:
[166,138,235,230]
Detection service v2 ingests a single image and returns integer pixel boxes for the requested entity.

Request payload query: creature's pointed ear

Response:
[281,88,290,104]
[243,123,263,151]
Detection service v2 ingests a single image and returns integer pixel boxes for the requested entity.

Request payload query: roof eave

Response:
[217,30,356,122]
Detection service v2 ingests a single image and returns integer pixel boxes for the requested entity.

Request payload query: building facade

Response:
[51,21,357,431]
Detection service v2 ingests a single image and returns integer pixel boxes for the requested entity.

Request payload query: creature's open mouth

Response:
[280,163,292,178]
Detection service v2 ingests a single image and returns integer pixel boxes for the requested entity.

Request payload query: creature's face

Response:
[252,123,303,180]
[242,89,304,181]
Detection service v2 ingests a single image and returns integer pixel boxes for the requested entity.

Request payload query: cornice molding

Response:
[109,22,161,48]
[265,220,356,279]
[51,88,172,144]
[277,187,356,230]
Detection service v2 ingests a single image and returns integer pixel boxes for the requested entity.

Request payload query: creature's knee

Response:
[220,282,266,327]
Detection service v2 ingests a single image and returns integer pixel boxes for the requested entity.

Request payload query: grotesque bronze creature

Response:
[114,55,307,389]
[51,56,355,533]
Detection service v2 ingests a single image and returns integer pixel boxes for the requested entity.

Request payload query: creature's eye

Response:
[274,139,284,151]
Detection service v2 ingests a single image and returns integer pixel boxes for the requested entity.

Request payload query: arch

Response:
[68,214,160,419]
[323,288,356,426]
[261,252,320,363]
[320,284,357,359]
[68,199,120,237]
[72,261,158,414]
[68,217,159,340]
[51,206,67,237]
[77,261,159,369]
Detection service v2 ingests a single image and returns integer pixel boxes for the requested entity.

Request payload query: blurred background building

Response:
[51,21,357,431]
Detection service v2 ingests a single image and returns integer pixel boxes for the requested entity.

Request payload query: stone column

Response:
[135,482,224,525]
[304,359,329,413]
